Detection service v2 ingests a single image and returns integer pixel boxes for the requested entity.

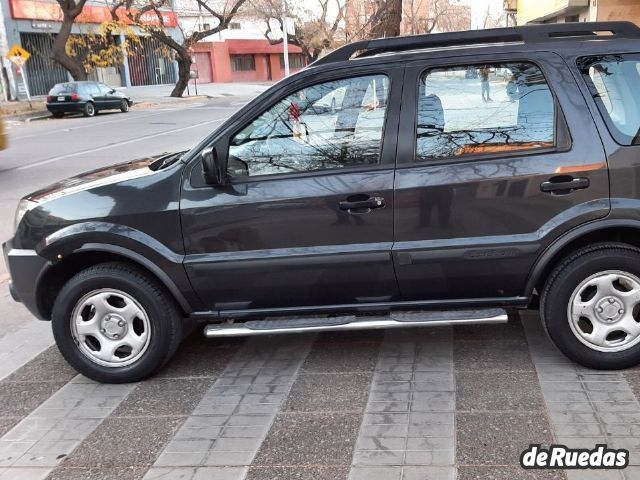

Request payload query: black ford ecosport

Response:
[5,22,640,383]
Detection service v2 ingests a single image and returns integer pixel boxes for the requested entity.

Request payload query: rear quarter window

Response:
[579,54,640,146]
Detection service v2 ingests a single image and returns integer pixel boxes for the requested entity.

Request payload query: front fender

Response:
[37,222,201,313]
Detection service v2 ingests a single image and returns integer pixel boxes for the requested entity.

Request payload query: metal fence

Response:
[20,33,69,96]
[128,36,176,86]
[19,32,175,96]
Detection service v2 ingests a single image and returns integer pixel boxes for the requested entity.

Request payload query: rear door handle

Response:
[339,196,385,211]
[540,177,590,193]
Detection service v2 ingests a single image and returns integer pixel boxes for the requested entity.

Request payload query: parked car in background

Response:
[46,81,132,118]
[6,22,640,383]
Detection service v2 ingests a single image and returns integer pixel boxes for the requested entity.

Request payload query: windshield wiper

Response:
[158,151,187,170]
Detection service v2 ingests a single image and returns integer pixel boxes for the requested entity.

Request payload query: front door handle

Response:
[540,176,590,194]
[339,195,385,212]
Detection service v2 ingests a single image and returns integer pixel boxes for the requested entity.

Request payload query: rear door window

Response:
[415,62,556,161]
[579,54,640,145]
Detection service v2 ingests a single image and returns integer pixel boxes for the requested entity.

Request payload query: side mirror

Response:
[201,145,228,186]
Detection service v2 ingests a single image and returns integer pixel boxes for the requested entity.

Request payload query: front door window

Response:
[228,74,389,177]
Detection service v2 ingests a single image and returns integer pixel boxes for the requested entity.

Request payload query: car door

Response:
[180,66,403,313]
[97,83,118,108]
[85,83,102,108]
[392,52,610,303]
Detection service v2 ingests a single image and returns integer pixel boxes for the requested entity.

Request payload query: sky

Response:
[467,0,508,29]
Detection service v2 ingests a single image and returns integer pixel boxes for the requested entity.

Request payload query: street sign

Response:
[6,45,30,66]
[6,45,32,102]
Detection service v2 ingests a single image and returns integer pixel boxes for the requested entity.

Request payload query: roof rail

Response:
[312,21,640,67]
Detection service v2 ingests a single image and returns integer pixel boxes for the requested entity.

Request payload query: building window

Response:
[201,23,210,31]
[231,54,256,72]
[280,53,305,69]
[565,15,579,22]
[229,22,241,30]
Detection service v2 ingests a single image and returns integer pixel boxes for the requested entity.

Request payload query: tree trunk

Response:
[386,0,402,37]
[170,49,192,98]
[370,0,402,38]
[51,14,87,80]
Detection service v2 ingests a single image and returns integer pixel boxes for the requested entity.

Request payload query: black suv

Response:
[5,22,640,383]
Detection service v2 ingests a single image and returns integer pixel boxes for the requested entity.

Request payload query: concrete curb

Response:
[3,109,49,122]
[25,114,52,122]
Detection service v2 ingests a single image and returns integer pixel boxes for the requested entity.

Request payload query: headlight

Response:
[14,199,37,233]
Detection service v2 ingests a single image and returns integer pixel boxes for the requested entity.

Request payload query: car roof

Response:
[311,21,640,69]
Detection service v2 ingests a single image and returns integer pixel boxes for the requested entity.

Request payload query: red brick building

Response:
[191,39,306,84]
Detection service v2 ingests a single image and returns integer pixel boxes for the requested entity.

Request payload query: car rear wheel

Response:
[120,100,130,113]
[51,112,64,119]
[541,243,640,369]
[83,102,96,117]
[51,262,182,383]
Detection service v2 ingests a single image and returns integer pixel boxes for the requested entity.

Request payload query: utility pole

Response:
[282,16,290,77]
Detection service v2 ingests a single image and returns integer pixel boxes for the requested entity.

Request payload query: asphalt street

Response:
[0,96,254,275]
[2,96,640,480]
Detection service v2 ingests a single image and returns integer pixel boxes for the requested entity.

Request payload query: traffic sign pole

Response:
[21,63,32,104]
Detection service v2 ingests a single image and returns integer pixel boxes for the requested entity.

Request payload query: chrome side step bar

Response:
[204,308,508,338]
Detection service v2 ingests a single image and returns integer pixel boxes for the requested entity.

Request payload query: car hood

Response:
[26,153,175,204]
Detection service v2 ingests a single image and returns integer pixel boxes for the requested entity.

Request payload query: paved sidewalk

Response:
[1,312,639,479]
[120,82,272,105]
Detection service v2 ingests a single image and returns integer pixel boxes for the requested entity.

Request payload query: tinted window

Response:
[228,75,389,177]
[231,55,255,72]
[580,55,640,145]
[49,83,76,94]
[416,62,556,161]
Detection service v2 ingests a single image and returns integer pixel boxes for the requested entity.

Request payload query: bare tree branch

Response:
[122,0,247,97]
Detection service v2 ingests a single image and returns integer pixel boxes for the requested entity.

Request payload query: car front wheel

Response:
[120,99,130,113]
[542,243,640,369]
[51,262,182,383]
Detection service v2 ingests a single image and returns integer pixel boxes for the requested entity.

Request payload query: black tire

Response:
[120,99,130,113]
[51,112,64,119]
[541,243,640,369]
[83,102,96,117]
[51,262,182,383]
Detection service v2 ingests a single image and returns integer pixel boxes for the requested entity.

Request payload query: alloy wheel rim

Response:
[70,289,151,367]
[567,270,640,352]
[122,100,128,111]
